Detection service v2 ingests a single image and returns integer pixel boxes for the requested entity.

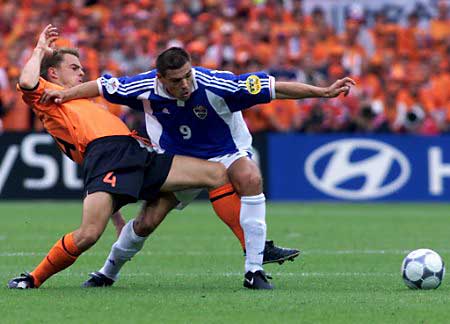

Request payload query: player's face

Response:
[158,62,194,101]
[55,54,85,88]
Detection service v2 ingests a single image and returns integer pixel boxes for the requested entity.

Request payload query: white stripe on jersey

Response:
[205,89,252,150]
[196,71,270,92]
[118,78,156,89]
[210,70,234,74]
[142,100,165,153]
[118,80,154,89]
[196,77,270,93]
[117,82,155,94]
[195,73,238,92]
[196,70,271,90]
[99,77,155,94]
[196,78,241,93]
[195,70,239,89]
[237,80,271,88]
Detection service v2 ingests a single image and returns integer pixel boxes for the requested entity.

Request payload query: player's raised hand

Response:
[326,77,356,98]
[40,89,65,104]
[36,24,59,56]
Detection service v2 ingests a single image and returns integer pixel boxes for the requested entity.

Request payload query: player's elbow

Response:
[18,77,38,90]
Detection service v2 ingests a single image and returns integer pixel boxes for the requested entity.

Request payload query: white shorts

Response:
[174,149,256,209]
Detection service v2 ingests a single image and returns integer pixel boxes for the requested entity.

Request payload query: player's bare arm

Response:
[275,77,356,99]
[19,24,58,89]
[40,80,99,104]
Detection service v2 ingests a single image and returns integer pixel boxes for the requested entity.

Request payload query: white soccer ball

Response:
[401,248,445,289]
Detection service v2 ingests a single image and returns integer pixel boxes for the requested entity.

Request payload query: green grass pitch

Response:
[1,202,450,323]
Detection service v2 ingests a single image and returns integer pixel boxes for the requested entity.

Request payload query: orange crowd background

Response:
[0,0,449,135]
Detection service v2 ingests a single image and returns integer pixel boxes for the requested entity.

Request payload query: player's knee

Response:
[233,171,262,195]
[134,216,158,236]
[76,227,102,250]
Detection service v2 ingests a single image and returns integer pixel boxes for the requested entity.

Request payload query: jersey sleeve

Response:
[97,73,154,111]
[201,69,276,112]
[16,77,62,112]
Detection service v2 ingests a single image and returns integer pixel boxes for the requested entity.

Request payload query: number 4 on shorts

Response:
[103,172,116,187]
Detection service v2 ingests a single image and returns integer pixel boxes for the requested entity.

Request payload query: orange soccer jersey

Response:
[17,77,131,164]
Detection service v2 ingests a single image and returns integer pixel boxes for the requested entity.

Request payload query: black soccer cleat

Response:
[243,270,273,290]
[8,272,35,289]
[82,272,115,288]
[263,240,301,265]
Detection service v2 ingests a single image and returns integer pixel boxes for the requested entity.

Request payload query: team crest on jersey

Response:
[193,105,208,119]
[106,78,120,94]
[245,75,261,95]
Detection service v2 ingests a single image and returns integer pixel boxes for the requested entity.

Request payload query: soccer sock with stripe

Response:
[30,231,81,287]
[209,183,245,251]
[99,220,147,281]
[240,194,266,273]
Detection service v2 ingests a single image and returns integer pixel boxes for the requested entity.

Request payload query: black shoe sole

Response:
[243,283,273,290]
[263,250,301,265]
[243,281,274,290]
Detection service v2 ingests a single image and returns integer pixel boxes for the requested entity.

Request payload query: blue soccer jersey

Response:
[97,67,275,159]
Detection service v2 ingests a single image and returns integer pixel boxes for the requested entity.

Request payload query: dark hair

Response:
[40,48,80,80]
[156,47,191,76]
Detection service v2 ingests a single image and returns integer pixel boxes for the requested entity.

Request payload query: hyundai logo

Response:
[305,139,411,200]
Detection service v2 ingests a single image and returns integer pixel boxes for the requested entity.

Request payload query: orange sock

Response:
[30,232,81,287]
[209,183,245,251]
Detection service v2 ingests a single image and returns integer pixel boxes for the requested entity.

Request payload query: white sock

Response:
[99,220,148,281]
[240,193,266,273]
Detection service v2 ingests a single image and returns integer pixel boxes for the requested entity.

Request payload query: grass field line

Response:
[119,272,398,278]
[2,248,448,257]
[303,249,449,255]
[0,271,397,278]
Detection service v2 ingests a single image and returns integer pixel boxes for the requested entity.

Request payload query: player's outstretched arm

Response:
[19,24,58,89]
[40,80,99,104]
[275,77,356,100]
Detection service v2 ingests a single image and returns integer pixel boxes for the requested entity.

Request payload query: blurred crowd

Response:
[0,0,449,135]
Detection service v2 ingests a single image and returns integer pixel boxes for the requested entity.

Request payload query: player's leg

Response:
[8,192,114,289]
[160,155,228,191]
[111,211,126,237]
[208,183,245,250]
[228,156,300,264]
[162,155,245,245]
[227,157,268,284]
[73,192,115,250]
[162,154,273,288]
[84,193,178,287]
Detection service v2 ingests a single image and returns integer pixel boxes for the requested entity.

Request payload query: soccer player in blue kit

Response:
[43,47,355,289]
